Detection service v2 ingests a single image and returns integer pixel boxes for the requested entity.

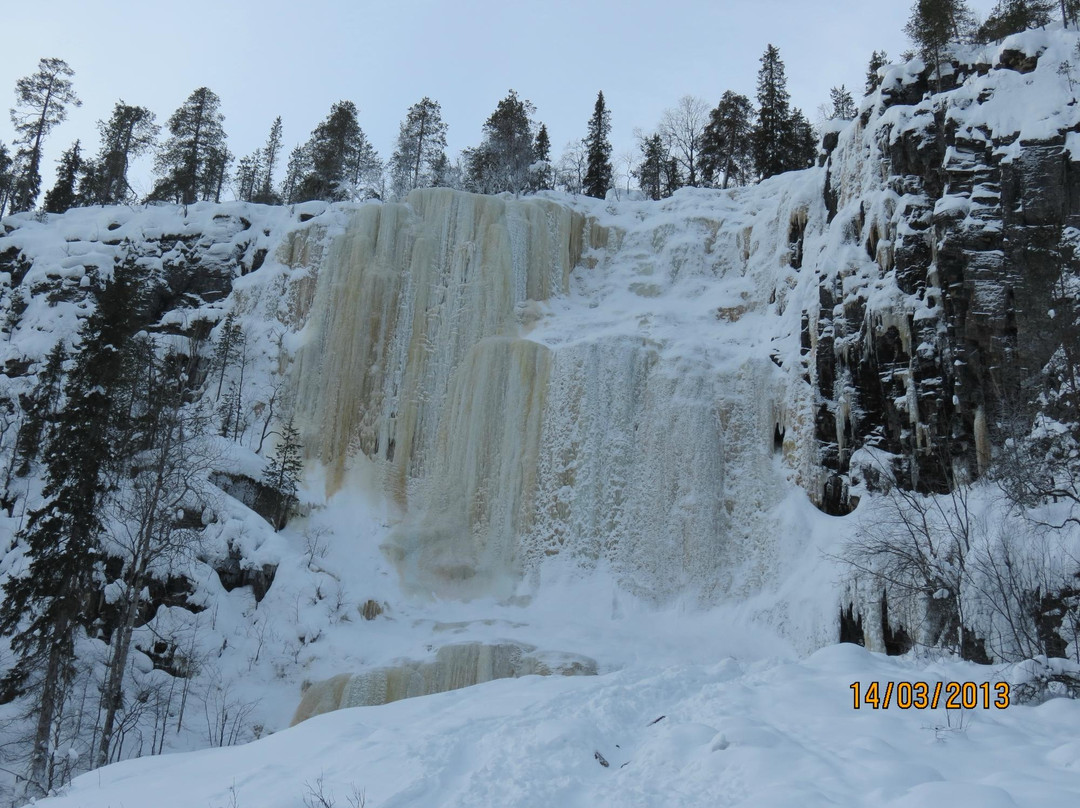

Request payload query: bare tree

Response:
[555,140,587,194]
[658,95,710,188]
[838,458,980,657]
[95,346,218,767]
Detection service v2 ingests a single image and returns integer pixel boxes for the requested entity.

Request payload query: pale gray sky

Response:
[2,0,1000,198]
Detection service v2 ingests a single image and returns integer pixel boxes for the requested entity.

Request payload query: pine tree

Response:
[295,101,377,202]
[390,97,449,198]
[582,91,614,199]
[634,134,667,200]
[866,51,890,94]
[532,123,553,190]
[8,58,81,213]
[93,102,158,205]
[0,256,141,797]
[753,44,792,180]
[151,87,228,205]
[254,116,283,204]
[43,140,84,213]
[905,0,975,87]
[829,86,857,120]
[698,91,754,189]
[978,0,1054,40]
[467,90,536,194]
[261,417,303,530]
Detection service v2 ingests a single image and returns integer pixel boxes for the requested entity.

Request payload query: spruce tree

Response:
[43,140,84,213]
[254,116,283,204]
[262,417,303,530]
[582,91,614,199]
[829,86,857,120]
[698,91,754,188]
[865,51,890,94]
[94,102,158,205]
[753,44,792,180]
[8,58,81,214]
[784,108,818,171]
[390,97,449,198]
[151,87,228,205]
[533,124,553,190]
[0,256,141,797]
[14,341,65,476]
[634,134,667,200]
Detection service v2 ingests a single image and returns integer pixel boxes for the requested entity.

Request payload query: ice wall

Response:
[292,185,819,603]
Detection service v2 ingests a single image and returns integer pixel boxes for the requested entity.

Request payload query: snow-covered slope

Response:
[33,641,1080,808]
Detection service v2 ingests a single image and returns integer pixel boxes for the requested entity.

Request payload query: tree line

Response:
[1,1,1075,218]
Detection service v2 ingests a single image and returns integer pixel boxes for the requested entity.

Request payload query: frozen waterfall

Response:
[291,186,821,604]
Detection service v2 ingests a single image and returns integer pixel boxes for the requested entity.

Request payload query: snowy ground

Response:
[35,621,1080,808]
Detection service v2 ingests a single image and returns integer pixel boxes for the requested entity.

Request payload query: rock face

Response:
[810,33,1080,511]
[291,642,598,724]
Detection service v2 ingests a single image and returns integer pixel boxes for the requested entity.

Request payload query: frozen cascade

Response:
[292,189,582,497]
[292,185,821,603]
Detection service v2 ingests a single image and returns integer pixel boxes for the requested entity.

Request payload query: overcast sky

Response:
[2,0,1001,198]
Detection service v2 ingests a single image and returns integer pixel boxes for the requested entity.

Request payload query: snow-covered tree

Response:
[0,255,142,798]
[8,57,81,213]
[466,90,536,194]
[583,91,613,198]
[262,417,303,530]
[698,91,754,188]
[390,97,448,199]
[151,87,229,205]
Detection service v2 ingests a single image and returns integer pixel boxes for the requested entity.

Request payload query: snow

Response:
[35,638,1080,808]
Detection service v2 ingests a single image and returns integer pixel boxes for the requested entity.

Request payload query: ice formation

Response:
[290,183,819,603]
[291,642,597,724]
